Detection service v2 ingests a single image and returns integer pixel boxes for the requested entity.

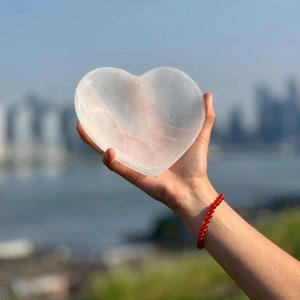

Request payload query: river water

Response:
[0,152,299,253]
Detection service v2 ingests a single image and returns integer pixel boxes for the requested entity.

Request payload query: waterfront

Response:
[0,152,300,254]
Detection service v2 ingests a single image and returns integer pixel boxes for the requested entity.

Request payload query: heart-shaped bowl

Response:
[75,67,205,176]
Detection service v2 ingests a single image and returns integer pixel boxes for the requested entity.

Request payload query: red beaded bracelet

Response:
[197,193,225,249]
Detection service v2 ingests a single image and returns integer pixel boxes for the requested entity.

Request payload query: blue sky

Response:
[1,0,300,128]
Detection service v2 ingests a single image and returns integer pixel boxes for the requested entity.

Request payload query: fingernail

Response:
[102,151,108,164]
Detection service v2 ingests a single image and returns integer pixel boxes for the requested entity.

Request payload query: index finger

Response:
[76,122,104,154]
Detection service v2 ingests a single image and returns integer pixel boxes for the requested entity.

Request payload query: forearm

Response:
[206,201,300,299]
[177,186,300,300]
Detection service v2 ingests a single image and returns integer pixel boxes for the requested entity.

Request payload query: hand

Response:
[76,93,217,228]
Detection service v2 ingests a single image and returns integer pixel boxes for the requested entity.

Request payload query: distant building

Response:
[282,78,300,141]
[39,103,67,164]
[252,78,300,150]
[61,104,91,154]
[10,101,37,163]
[255,85,283,143]
[0,103,8,164]
[226,106,247,145]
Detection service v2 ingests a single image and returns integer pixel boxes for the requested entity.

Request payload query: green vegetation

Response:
[81,208,300,300]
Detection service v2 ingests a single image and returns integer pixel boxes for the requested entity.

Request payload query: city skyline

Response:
[218,77,300,149]
[1,0,300,129]
[0,74,299,168]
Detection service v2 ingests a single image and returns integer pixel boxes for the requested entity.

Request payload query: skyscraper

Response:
[0,103,8,164]
[39,103,66,164]
[10,101,37,164]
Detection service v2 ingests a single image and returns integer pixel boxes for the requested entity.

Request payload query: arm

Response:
[77,93,300,300]
[185,184,300,300]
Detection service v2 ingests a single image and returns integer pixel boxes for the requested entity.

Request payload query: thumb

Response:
[200,92,215,138]
[191,92,215,156]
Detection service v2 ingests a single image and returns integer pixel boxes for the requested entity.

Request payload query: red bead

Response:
[197,194,225,249]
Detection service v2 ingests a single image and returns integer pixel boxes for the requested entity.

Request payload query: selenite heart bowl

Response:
[75,67,205,176]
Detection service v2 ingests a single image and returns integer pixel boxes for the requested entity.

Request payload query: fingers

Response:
[76,122,147,186]
[76,122,104,154]
[76,122,148,188]
[102,148,147,186]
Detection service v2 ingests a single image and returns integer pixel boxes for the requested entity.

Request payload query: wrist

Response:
[174,177,219,236]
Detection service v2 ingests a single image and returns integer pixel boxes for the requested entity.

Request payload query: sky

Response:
[1,0,300,129]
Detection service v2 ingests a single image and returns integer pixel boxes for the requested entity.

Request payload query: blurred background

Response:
[0,1,300,299]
